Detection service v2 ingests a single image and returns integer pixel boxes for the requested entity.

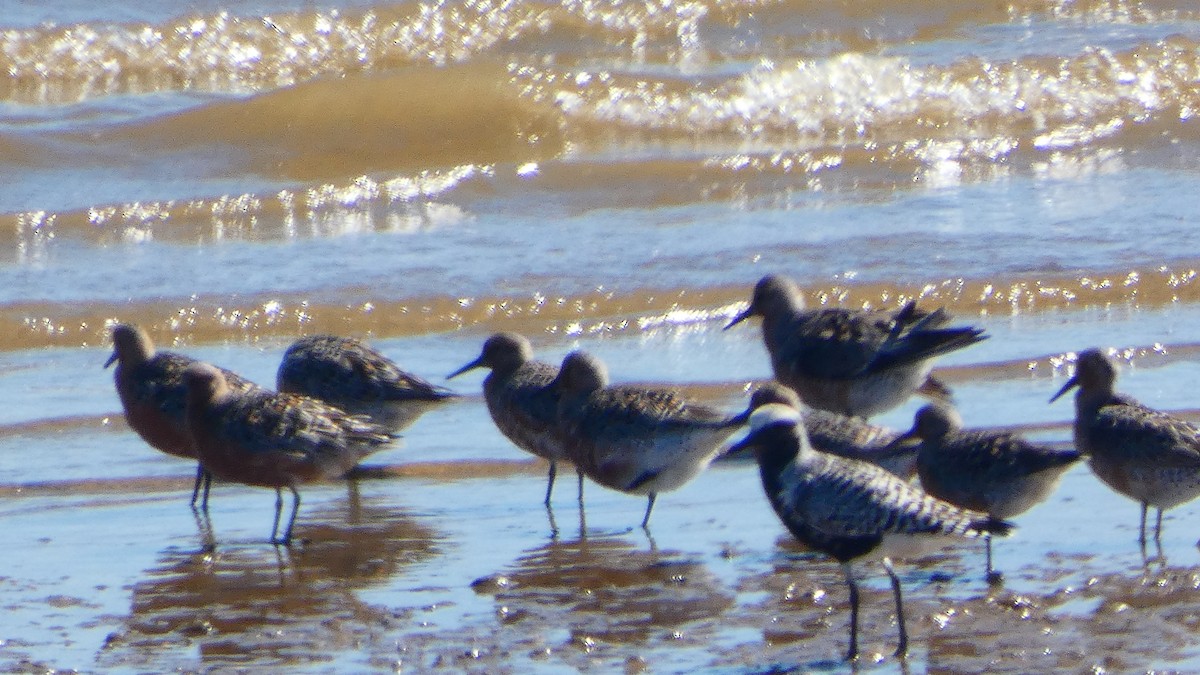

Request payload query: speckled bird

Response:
[183,362,395,544]
[106,323,259,509]
[277,334,457,434]
[448,333,577,505]
[554,350,745,529]
[1051,348,1200,546]
[726,274,987,418]
[732,403,1012,660]
[901,403,1080,581]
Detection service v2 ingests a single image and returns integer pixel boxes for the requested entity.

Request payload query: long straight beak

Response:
[446,357,483,380]
[724,306,754,331]
[104,351,118,368]
[1049,376,1079,403]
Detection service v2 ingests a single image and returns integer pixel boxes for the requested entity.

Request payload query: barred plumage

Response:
[726,274,987,418]
[732,403,1011,660]
[277,334,456,433]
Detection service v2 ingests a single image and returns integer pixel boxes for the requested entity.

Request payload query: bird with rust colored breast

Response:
[106,323,260,510]
[183,362,395,545]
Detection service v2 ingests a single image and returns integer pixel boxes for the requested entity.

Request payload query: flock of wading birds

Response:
[105,273,1200,660]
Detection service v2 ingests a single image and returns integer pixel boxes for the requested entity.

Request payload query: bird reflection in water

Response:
[97,494,442,671]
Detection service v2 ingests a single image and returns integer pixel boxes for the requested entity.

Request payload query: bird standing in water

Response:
[731,403,1012,660]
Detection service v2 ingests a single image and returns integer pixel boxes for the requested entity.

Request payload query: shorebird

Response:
[725,274,987,418]
[277,334,457,433]
[900,403,1080,581]
[732,403,1012,660]
[554,350,745,529]
[1051,348,1200,546]
[448,333,577,505]
[746,382,916,478]
[183,363,395,544]
[106,323,259,509]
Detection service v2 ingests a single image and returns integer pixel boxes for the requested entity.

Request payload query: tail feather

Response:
[875,326,988,370]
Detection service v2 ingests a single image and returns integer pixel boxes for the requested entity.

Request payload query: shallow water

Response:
[5,0,1200,672]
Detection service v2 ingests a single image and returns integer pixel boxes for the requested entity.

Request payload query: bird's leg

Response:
[544,461,557,506]
[842,562,860,661]
[883,557,907,658]
[641,493,657,530]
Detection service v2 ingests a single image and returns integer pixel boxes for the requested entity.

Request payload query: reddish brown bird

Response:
[183,362,395,545]
[106,323,259,509]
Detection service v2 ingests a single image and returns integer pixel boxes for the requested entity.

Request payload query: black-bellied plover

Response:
[182,363,394,545]
[726,274,987,418]
[554,351,744,529]
[731,403,1012,660]
[1051,348,1200,546]
[745,382,916,478]
[106,323,259,509]
[277,334,456,433]
[900,403,1080,581]
[448,333,577,505]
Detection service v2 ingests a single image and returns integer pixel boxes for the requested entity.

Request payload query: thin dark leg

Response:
[200,470,212,510]
[985,536,1002,585]
[270,488,284,543]
[842,562,859,661]
[641,493,657,530]
[544,461,558,506]
[189,464,204,506]
[883,558,907,658]
[280,486,301,545]
[577,470,585,504]
[1154,508,1164,543]
[1138,502,1148,545]
[190,464,212,511]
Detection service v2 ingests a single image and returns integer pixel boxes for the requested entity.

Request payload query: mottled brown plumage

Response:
[732,404,1011,660]
[106,323,259,508]
[183,363,395,544]
[1051,348,1200,545]
[277,334,456,433]
[726,274,986,418]
[449,333,574,505]
[555,351,744,529]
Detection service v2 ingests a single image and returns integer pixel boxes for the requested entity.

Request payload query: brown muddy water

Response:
[6,0,1200,672]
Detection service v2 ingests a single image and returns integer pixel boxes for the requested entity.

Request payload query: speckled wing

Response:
[278,336,454,403]
[567,386,738,439]
[130,351,258,422]
[1089,399,1200,469]
[218,389,394,471]
[804,408,900,455]
[928,430,1080,480]
[778,453,992,540]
